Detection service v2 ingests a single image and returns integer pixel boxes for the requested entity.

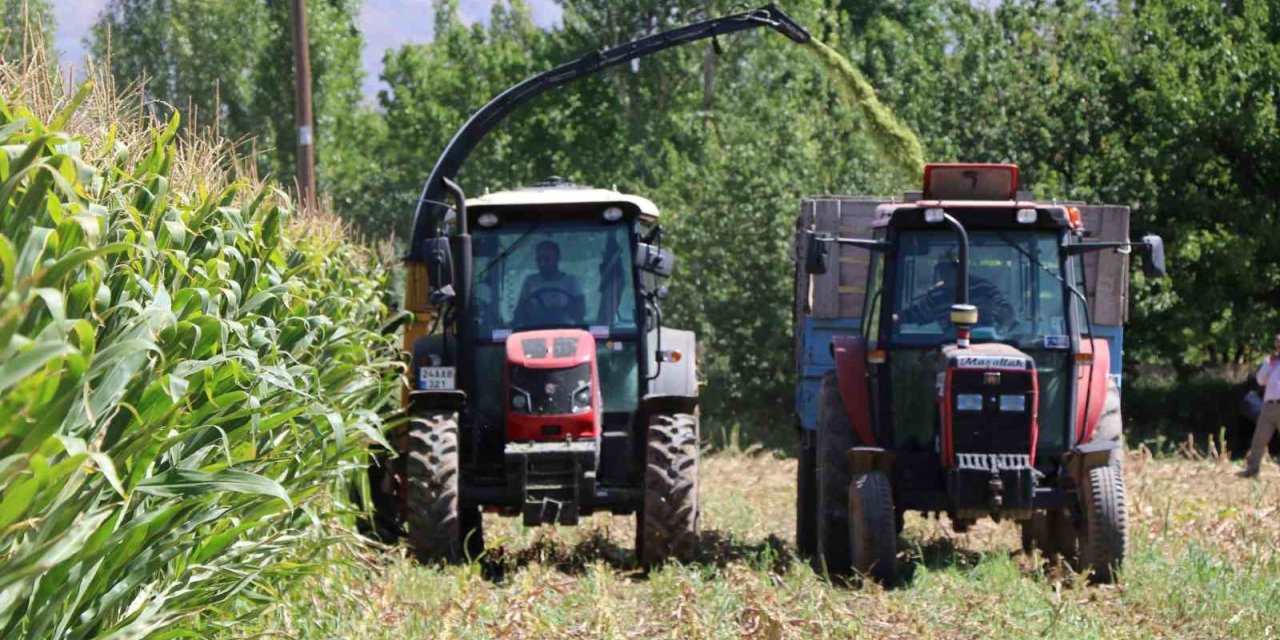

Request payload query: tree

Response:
[0,0,54,62]
[90,0,370,193]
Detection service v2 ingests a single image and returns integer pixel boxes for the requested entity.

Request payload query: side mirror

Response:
[423,236,455,293]
[1141,234,1167,279]
[636,243,675,278]
[804,231,830,275]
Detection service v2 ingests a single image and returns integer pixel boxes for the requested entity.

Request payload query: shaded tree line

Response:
[15,0,1276,431]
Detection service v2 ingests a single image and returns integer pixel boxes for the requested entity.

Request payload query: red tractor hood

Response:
[505,329,596,369]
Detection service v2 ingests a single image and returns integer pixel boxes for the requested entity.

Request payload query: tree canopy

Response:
[89,0,1280,429]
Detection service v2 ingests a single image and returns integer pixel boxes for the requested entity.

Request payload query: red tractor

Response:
[363,6,811,565]
[794,164,1166,583]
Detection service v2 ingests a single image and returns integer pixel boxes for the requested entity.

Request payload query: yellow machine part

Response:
[401,260,438,410]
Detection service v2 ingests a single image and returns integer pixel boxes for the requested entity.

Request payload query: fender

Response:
[638,394,699,420]
[407,389,468,413]
[1074,339,1111,444]
[832,336,876,446]
[1065,439,1121,485]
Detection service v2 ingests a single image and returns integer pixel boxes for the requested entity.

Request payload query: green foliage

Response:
[348,0,1280,430]
[0,78,399,635]
[0,0,53,62]
[90,0,376,194]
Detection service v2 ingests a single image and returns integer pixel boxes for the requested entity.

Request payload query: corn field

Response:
[0,65,401,637]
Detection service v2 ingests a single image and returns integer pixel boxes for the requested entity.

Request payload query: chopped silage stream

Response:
[803,39,926,180]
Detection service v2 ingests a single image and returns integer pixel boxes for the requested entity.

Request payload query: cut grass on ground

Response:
[246,449,1280,639]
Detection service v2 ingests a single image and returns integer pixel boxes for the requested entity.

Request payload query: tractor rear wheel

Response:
[405,409,483,563]
[848,471,897,584]
[795,429,818,558]
[1080,464,1127,583]
[815,371,856,576]
[638,413,700,568]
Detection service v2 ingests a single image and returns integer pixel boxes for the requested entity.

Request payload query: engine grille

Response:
[948,369,1035,456]
[510,363,590,415]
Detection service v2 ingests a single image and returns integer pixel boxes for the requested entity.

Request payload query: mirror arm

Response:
[1065,241,1138,256]
[833,237,891,252]
[811,233,890,252]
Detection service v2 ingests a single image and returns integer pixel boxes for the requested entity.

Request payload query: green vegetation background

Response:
[59,0,1280,443]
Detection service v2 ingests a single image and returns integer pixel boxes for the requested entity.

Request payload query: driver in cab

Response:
[514,240,586,325]
[901,257,1014,332]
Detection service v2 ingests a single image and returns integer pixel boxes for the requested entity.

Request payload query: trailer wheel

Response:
[815,371,856,576]
[1080,464,1127,583]
[848,471,898,584]
[405,410,483,563]
[796,428,818,557]
[638,413,700,568]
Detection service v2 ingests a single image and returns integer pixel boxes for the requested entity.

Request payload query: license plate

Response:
[418,366,456,390]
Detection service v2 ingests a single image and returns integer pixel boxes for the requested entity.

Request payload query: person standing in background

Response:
[1241,334,1280,478]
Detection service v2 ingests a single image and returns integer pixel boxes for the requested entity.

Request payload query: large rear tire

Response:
[1080,464,1127,583]
[638,413,700,568]
[405,410,483,563]
[815,371,856,576]
[796,429,818,558]
[848,471,897,584]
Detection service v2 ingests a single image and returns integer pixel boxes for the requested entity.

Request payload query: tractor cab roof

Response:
[871,163,1084,232]
[467,178,660,223]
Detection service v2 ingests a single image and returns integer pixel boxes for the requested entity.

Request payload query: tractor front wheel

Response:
[638,413,700,568]
[815,371,856,576]
[405,409,483,563]
[1079,464,1127,583]
[848,471,898,584]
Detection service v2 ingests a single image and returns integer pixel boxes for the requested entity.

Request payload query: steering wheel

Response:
[529,286,576,309]
[525,286,579,324]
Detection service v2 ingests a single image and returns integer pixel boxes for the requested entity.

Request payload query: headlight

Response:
[955,394,984,412]
[572,384,592,413]
[999,394,1027,412]
[511,387,531,413]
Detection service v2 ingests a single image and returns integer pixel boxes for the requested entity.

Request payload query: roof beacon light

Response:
[477,212,500,227]
[602,206,624,222]
[1016,208,1037,224]
[924,207,946,224]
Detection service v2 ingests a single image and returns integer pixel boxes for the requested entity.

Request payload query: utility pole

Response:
[289,0,317,211]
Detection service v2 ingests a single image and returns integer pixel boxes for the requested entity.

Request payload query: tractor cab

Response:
[463,181,665,439]
[393,178,700,565]
[796,164,1166,584]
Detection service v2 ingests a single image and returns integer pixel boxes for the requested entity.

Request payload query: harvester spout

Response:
[749,4,812,43]
[407,4,811,260]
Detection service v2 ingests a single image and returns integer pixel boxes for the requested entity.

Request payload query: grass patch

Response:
[247,449,1280,638]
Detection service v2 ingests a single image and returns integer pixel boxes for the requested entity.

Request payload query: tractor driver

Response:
[514,240,586,326]
[901,256,1014,333]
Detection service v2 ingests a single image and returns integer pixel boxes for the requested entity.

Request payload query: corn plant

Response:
[0,79,401,637]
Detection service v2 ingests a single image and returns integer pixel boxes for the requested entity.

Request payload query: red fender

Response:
[1074,339,1110,444]
[832,336,876,446]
